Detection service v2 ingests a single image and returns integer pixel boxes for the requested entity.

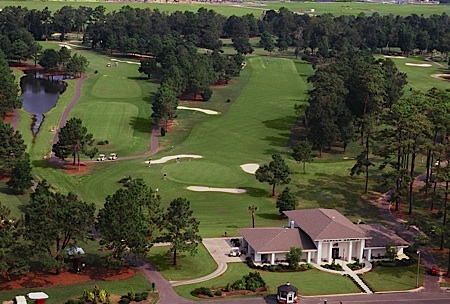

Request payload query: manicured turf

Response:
[1,1,449,17]
[362,264,424,292]
[91,73,142,99]
[375,55,449,92]
[173,263,361,300]
[0,274,154,304]
[147,244,217,281]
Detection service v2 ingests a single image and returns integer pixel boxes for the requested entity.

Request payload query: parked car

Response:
[97,154,106,161]
[229,247,241,257]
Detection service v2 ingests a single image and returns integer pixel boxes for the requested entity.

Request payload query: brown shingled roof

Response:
[359,224,409,247]
[283,209,368,241]
[240,227,316,253]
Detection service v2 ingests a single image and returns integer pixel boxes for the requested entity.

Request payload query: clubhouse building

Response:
[240,208,409,265]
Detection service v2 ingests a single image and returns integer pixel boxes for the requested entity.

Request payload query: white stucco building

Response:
[240,208,409,265]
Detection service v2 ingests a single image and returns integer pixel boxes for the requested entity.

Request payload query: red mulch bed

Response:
[63,163,89,175]
[2,111,14,124]
[0,267,135,290]
[0,172,10,182]
[197,287,267,299]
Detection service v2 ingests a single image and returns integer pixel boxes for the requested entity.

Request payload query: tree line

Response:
[0,178,201,279]
[1,5,449,59]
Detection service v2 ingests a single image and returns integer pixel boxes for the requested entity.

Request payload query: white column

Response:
[359,239,365,261]
[307,251,311,263]
[348,241,353,262]
[317,242,322,263]
[328,244,332,262]
[368,248,372,261]
[271,253,275,265]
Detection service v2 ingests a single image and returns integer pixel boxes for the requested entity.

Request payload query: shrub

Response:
[214,289,223,296]
[97,140,109,145]
[128,289,135,301]
[232,279,246,290]
[65,300,77,304]
[140,291,149,300]
[118,298,130,304]
[226,98,231,103]
[191,287,214,297]
[201,88,213,101]
[225,283,233,292]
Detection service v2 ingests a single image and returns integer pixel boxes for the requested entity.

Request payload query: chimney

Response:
[290,220,295,229]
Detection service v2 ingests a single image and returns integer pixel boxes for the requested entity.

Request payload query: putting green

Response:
[90,74,142,99]
[162,161,246,187]
[70,102,139,153]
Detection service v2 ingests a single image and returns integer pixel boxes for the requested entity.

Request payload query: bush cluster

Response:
[347,261,365,270]
[230,272,266,292]
[97,140,109,145]
[119,290,149,304]
[246,257,313,272]
[374,258,412,267]
[191,287,214,297]
[322,262,343,271]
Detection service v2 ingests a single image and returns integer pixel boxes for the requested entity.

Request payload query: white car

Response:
[229,247,241,257]
[97,154,106,161]
[109,153,117,160]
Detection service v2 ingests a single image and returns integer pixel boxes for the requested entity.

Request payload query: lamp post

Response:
[416,250,420,288]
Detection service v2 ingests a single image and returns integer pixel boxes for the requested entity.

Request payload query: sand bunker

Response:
[110,58,140,65]
[177,106,220,115]
[187,186,246,194]
[59,44,72,49]
[431,74,450,81]
[383,55,406,59]
[240,164,260,174]
[146,154,202,164]
[405,63,432,67]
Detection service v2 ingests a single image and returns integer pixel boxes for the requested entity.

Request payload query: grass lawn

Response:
[375,55,449,92]
[173,263,360,300]
[362,264,424,292]
[147,244,217,281]
[1,1,449,17]
[0,274,155,304]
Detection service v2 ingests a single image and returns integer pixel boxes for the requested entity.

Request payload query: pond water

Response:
[20,72,71,136]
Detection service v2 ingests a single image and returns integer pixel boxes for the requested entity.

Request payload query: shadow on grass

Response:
[263,116,297,131]
[298,173,384,223]
[129,116,153,133]
[257,213,281,221]
[243,187,268,198]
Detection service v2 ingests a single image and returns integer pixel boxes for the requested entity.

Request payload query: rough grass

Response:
[147,244,217,282]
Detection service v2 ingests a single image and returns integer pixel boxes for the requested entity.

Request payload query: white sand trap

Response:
[240,163,259,174]
[383,55,406,59]
[405,63,432,67]
[177,106,220,115]
[145,154,202,164]
[59,44,72,49]
[110,58,140,65]
[187,186,246,194]
[431,74,450,81]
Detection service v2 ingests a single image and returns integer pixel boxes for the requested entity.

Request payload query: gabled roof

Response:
[283,209,368,241]
[358,224,409,248]
[240,227,316,253]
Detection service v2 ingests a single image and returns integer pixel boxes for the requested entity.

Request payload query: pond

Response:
[20,72,72,136]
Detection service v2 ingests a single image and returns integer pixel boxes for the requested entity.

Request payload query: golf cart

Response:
[97,154,106,161]
[229,247,241,257]
[109,153,117,160]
